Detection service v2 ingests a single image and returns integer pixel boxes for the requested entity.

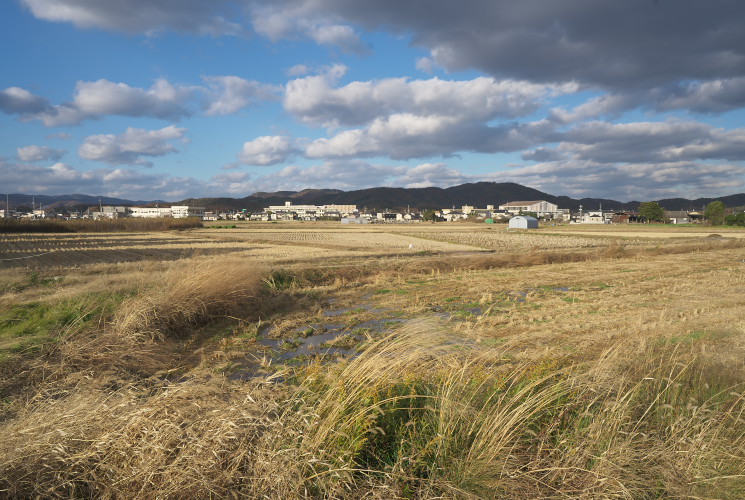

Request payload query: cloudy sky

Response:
[2,0,745,201]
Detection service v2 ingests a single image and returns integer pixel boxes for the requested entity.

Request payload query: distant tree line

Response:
[638,200,742,226]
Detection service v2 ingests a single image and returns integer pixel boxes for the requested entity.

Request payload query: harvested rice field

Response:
[1,221,744,498]
[4,222,727,269]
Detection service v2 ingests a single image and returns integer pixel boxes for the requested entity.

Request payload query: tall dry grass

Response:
[0,257,272,420]
[112,257,267,340]
[247,320,744,498]
[0,379,280,498]
[2,239,745,498]
[0,319,742,498]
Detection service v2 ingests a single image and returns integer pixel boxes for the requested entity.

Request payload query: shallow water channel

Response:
[228,303,404,380]
[227,287,574,380]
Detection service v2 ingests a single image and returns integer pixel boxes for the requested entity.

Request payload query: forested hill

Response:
[181,182,745,212]
[9,183,745,212]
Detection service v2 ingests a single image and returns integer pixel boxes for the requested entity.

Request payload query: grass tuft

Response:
[113,258,267,340]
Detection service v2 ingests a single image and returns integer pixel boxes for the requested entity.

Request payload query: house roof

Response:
[501,200,548,206]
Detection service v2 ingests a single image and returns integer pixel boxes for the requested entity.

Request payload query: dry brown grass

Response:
[1,319,741,498]
[0,217,202,233]
[112,257,267,340]
[1,224,744,498]
[0,378,282,498]
[236,321,744,498]
[0,232,251,268]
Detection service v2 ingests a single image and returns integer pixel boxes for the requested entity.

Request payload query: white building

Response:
[171,205,205,218]
[440,210,468,221]
[95,206,129,219]
[324,204,357,214]
[440,205,496,219]
[499,200,560,218]
[264,201,358,218]
[130,207,173,218]
[572,205,613,224]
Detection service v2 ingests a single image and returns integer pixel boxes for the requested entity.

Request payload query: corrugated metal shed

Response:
[509,215,538,229]
[341,217,369,224]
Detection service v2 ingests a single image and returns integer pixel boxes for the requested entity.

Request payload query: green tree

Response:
[704,201,726,225]
[638,201,665,223]
[725,212,745,226]
[421,209,437,222]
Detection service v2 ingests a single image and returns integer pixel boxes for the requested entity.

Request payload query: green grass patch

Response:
[663,330,710,345]
[589,282,613,290]
[263,270,297,290]
[345,308,367,315]
[0,293,126,362]
[280,339,303,350]
[0,271,64,294]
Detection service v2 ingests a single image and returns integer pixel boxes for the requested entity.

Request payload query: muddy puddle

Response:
[227,288,553,380]
[229,304,405,380]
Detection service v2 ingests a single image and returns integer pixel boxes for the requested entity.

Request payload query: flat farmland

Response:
[1,221,744,498]
[5,222,735,271]
[2,223,605,270]
[194,225,479,251]
[0,232,251,269]
[541,223,745,239]
[192,221,668,252]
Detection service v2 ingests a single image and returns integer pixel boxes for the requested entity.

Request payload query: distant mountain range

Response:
[5,183,745,212]
[1,193,160,210]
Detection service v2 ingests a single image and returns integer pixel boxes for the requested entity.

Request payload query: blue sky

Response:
[2,0,745,202]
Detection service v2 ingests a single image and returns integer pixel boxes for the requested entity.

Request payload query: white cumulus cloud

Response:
[17,145,66,162]
[202,76,279,116]
[238,136,296,166]
[21,0,243,36]
[73,78,194,120]
[0,87,51,114]
[78,125,187,166]
[285,73,560,127]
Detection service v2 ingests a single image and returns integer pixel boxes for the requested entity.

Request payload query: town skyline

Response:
[3,181,743,214]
